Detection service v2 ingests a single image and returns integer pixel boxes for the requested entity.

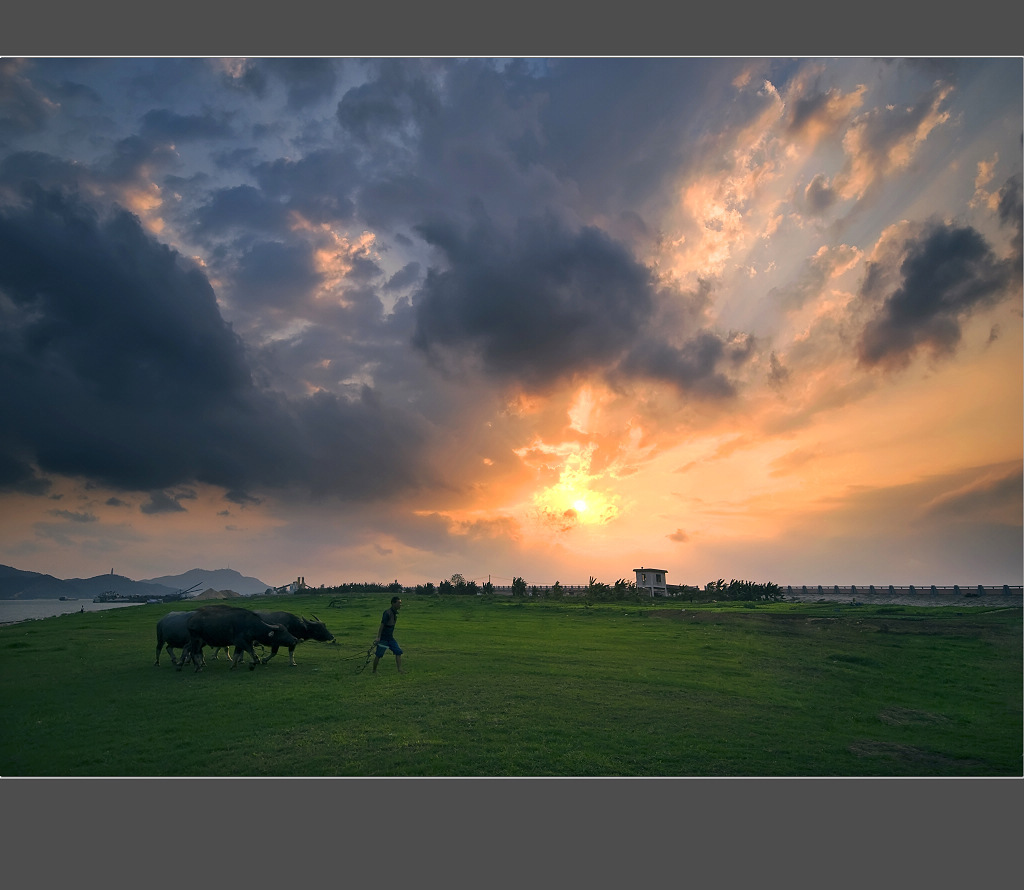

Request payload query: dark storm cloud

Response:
[2,142,173,214]
[287,387,433,500]
[346,253,384,284]
[193,184,291,233]
[45,78,103,107]
[140,108,234,142]
[857,220,1016,368]
[333,58,727,237]
[218,60,269,98]
[411,213,655,389]
[0,186,253,486]
[0,187,435,502]
[102,135,180,183]
[336,58,441,144]
[997,173,1023,251]
[213,146,261,170]
[261,58,340,110]
[140,491,188,515]
[124,59,211,104]
[527,58,725,216]
[354,172,448,233]
[251,149,359,224]
[0,58,59,138]
[232,239,320,306]
[384,261,421,292]
[2,59,104,121]
[619,331,738,399]
[0,150,86,193]
[0,451,51,495]
[215,59,342,109]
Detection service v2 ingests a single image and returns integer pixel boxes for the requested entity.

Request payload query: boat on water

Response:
[92,590,191,604]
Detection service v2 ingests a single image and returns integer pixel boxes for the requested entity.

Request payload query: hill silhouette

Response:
[0,565,273,599]
[0,565,177,600]
[142,568,273,597]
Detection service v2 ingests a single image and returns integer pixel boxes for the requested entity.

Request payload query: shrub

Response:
[704,578,783,602]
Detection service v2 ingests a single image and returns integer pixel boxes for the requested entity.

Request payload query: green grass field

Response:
[1,593,1020,776]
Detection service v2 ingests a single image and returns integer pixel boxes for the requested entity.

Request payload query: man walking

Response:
[373,595,404,674]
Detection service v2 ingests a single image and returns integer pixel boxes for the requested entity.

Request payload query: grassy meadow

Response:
[0,593,1020,777]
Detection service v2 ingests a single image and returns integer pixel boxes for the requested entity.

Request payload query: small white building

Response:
[275,576,308,594]
[634,567,668,596]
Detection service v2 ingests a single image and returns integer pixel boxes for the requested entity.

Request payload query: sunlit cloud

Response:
[837,81,954,201]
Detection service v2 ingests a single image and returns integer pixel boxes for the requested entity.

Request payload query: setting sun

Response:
[527,444,621,531]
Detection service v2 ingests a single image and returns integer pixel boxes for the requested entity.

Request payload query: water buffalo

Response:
[177,605,299,672]
[254,611,336,665]
[156,610,251,666]
[155,611,201,666]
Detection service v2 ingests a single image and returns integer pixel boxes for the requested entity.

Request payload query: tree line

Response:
[322,574,783,602]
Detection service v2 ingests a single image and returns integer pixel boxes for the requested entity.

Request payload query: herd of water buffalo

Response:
[155,604,337,671]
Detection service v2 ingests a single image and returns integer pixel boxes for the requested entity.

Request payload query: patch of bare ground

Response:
[878,706,950,726]
[647,609,1017,637]
[848,740,982,770]
[648,608,858,625]
[647,609,762,621]
[849,709,984,771]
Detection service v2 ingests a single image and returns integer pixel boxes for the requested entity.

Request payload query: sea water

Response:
[0,598,144,625]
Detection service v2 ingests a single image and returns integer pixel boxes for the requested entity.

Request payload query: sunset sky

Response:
[0,57,1020,590]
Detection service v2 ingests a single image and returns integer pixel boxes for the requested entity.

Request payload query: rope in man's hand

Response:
[354,642,376,674]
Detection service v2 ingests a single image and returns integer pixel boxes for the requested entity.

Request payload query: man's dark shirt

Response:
[379,607,398,642]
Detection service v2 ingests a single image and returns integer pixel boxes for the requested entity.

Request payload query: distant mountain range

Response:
[0,565,274,600]
[143,568,274,597]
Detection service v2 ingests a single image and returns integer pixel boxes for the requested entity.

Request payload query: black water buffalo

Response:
[253,611,336,665]
[155,611,199,666]
[156,610,250,666]
[177,605,299,672]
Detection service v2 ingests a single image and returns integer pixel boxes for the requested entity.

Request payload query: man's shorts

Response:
[376,639,403,657]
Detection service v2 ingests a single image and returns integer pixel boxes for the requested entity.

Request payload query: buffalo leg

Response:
[188,639,207,672]
[176,640,193,672]
[228,645,259,670]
